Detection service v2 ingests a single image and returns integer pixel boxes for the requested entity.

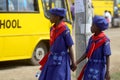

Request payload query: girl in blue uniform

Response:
[39,8,77,80]
[76,16,111,80]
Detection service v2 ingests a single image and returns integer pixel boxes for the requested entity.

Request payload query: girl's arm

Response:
[68,46,77,71]
[106,56,110,73]
[105,55,110,80]
[76,53,87,65]
[76,37,91,65]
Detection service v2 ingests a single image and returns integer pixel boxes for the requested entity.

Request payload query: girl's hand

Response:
[76,60,79,65]
[70,62,77,72]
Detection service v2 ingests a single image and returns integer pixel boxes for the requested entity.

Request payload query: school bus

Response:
[71,0,113,16]
[92,0,113,16]
[0,0,72,65]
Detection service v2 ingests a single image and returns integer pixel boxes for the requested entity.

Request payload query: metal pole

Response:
[75,0,93,78]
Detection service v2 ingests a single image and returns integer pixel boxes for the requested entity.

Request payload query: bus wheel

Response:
[30,42,48,65]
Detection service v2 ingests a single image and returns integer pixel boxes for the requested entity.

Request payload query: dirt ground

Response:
[105,27,120,73]
[0,27,120,80]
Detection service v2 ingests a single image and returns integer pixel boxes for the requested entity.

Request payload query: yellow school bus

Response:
[92,0,113,16]
[71,0,113,16]
[0,0,72,65]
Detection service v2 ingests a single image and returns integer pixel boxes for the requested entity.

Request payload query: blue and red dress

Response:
[81,32,111,80]
[39,22,73,80]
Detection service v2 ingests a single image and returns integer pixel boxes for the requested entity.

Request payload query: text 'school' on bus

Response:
[0,0,72,65]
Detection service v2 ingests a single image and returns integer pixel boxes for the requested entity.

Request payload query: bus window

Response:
[42,0,50,17]
[63,0,71,23]
[0,0,7,11]
[18,0,27,11]
[0,0,39,12]
[117,0,120,7]
[42,0,71,23]
[8,0,15,11]
[54,0,64,8]
[117,0,120,4]
[8,0,18,11]
[27,0,35,11]
[18,0,36,11]
[17,0,39,12]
